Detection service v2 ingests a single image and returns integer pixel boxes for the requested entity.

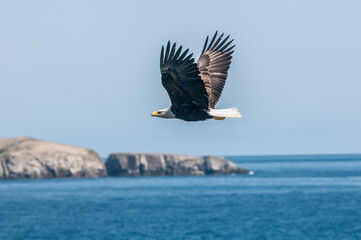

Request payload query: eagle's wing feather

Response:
[160,41,209,109]
[197,31,235,108]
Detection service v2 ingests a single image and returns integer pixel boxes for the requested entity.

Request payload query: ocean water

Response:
[1,155,361,240]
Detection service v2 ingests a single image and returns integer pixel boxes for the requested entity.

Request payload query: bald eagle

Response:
[151,31,242,121]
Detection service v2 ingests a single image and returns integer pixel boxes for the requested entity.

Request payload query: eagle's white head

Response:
[151,107,175,119]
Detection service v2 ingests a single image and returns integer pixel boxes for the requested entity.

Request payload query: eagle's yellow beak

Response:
[151,111,159,117]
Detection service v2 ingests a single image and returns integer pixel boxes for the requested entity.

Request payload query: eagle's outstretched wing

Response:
[197,31,235,108]
[160,41,209,109]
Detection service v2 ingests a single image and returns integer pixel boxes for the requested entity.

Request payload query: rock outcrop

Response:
[0,137,107,179]
[105,153,249,176]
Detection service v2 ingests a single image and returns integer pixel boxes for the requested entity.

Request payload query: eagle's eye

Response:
[157,111,162,114]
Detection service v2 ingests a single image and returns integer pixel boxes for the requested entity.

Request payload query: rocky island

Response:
[0,137,249,179]
[105,153,249,176]
[0,137,107,179]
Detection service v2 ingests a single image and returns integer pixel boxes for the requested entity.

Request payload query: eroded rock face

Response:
[0,137,107,179]
[105,153,249,176]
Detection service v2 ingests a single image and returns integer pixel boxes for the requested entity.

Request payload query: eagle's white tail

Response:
[208,108,242,119]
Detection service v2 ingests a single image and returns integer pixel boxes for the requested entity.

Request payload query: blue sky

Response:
[1,0,360,157]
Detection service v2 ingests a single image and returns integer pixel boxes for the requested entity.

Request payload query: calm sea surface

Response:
[1,154,361,240]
